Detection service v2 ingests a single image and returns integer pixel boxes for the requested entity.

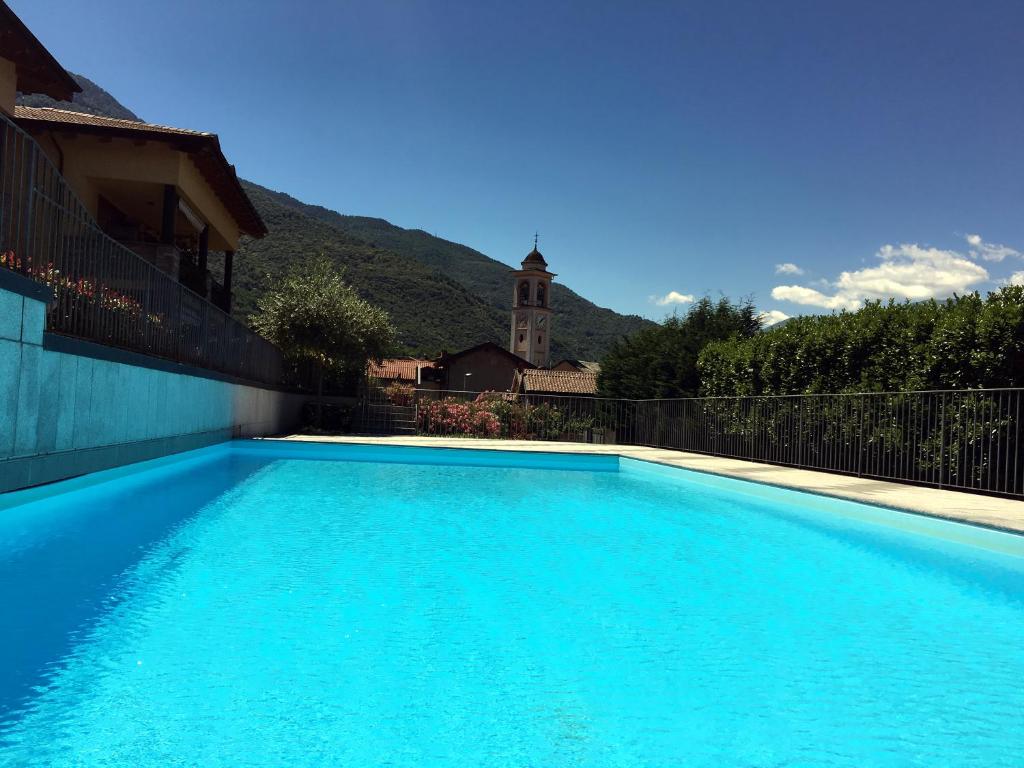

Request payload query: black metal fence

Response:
[371,386,635,442]
[632,389,1023,498]
[0,111,284,385]
[375,387,1024,499]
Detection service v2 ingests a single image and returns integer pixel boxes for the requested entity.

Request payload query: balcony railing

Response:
[0,110,284,386]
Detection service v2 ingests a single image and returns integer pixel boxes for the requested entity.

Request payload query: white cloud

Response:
[1008,271,1024,286]
[965,233,1022,263]
[774,262,804,275]
[651,290,695,306]
[771,243,990,311]
[758,310,790,326]
[771,284,850,309]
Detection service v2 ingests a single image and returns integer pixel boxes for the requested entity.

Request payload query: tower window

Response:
[538,336,542,344]
[518,281,530,306]
[537,283,546,307]
[519,334,524,343]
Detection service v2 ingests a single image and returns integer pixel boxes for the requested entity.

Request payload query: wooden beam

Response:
[198,225,209,274]
[160,184,178,245]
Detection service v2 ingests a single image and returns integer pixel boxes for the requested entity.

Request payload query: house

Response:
[435,342,534,393]
[0,1,298,492]
[11,106,266,313]
[367,357,437,387]
[514,368,599,397]
[1,2,266,316]
[552,359,601,374]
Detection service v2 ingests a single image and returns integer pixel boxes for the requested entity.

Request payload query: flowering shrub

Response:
[2,251,163,325]
[416,391,595,441]
[384,382,415,406]
[417,397,501,437]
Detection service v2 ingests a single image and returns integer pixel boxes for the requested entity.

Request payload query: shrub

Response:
[384,382,414,406]
[698,287,1024,396]
[417,398,500,438]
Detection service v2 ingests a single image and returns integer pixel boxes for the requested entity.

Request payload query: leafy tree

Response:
[598,297,761,398]
[251,256,395,423]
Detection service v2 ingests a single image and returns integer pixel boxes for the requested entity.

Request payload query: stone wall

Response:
[0,271,304,493]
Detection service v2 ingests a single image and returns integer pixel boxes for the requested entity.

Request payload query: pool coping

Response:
[264,434,1024,536]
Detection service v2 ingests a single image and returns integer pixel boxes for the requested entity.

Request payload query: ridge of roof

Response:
[13,105,213,137]
[436,341,535,368]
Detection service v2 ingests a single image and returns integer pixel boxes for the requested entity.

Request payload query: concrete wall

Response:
[0,275,304,492]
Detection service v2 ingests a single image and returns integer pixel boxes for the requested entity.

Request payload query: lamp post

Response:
[463,372,472,392]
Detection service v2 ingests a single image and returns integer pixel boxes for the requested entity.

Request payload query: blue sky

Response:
[15,0,1024,321]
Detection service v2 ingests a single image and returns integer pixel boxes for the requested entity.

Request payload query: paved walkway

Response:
[268,434,1024,535]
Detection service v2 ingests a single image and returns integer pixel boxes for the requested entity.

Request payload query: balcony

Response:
[0,110,282,385]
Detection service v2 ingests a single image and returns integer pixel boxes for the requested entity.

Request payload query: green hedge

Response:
[698,287,1024,396]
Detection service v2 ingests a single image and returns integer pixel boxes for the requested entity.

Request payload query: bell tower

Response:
[510,235,555,368]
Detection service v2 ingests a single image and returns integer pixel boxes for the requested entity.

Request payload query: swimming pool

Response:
[1,440,1022,766]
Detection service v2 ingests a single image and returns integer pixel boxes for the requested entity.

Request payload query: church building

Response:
[510,240,554,368]
[370,239,596,395]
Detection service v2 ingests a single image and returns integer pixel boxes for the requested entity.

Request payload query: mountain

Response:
[17,73,140,121]
[237,183,654,359]
[229,182,507,354]
[17,78,652,359]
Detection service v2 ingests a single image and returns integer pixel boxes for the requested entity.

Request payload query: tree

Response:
[598,297,761,399]
[697,286,1024,396]
[251,255,395,424]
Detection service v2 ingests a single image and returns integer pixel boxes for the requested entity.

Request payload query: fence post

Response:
[857,394,865,477]
[656,399,663,446]
[938,391,945,489]
[175,288,183,364]
[22,143,37,275]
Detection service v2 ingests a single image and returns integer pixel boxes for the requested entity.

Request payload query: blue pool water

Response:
[1,441,1023,766]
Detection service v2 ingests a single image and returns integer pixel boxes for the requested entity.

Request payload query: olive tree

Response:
[252,256,395,425]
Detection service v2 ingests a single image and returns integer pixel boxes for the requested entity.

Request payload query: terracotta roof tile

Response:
[13,106,211,136]
[368,358,435,382]
[519,369,599,395]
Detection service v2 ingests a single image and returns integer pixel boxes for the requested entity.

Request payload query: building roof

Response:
[436,341,535,369]
[12,106,267,238]
[367,358,435,382]
[555,359,602,373]
[517,369,599,395]
[0,2,80,102]
[521,247,548,270]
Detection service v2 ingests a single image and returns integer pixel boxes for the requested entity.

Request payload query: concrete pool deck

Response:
[267,434,1024,535]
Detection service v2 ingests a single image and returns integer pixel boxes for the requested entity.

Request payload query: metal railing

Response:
[632,389,1023,498]
[372,387,1024,499]
[0,111,284,386]
[369,386,636,442]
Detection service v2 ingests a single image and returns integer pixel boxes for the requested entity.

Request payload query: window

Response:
[537,283,546,307]
[518,281,530,306]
